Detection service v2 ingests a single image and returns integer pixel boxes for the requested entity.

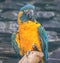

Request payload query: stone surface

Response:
[49,48,60,58]
[1,11,18,20]
[48,48,60,63]
[0,61,3,63]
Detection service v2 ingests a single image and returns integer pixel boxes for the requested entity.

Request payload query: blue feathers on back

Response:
[38,26,48,63]
[11,33,20,56]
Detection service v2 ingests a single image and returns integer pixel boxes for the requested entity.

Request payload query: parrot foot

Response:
[32,44,39,51]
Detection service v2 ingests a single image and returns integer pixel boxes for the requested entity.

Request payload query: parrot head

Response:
[18,4,36,22]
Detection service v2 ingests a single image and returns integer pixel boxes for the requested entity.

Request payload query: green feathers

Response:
[11,33,20,56]
[38,26,48,63]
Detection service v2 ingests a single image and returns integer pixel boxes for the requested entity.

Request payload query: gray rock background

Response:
[0,0,60,63]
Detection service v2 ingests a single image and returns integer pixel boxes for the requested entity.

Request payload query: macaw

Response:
[11,4,48,63]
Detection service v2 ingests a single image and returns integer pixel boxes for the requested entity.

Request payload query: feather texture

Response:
[38,26,48,63]
[11,33,20,56]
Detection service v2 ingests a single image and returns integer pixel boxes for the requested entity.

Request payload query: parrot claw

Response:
[32,44,39,51]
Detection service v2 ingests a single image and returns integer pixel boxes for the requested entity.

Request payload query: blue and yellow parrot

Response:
[11,4,48,63]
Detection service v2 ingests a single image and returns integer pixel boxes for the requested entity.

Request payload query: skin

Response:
[18,51,44,63]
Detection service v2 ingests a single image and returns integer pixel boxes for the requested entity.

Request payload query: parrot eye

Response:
[24,9,34,15]
[24,9,29,13]
[28,10,34,16]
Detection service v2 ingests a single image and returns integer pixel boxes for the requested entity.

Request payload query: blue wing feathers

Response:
[38,26,48,63]
[11,33,20,56]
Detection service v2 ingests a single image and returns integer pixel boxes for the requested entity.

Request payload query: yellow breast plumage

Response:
[15,20,42,55]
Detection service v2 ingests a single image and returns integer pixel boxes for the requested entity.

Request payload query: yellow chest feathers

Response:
[15,20,42,55]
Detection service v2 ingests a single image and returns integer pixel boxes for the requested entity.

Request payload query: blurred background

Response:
[0,0,60,63]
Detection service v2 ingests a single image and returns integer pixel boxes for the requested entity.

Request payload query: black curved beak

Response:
[24,9,37,20]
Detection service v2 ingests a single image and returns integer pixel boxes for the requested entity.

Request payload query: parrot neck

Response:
[17,11,37,26]
[17,11,23,25]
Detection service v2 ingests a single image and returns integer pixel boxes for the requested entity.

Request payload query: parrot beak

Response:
[24,9,37,20]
